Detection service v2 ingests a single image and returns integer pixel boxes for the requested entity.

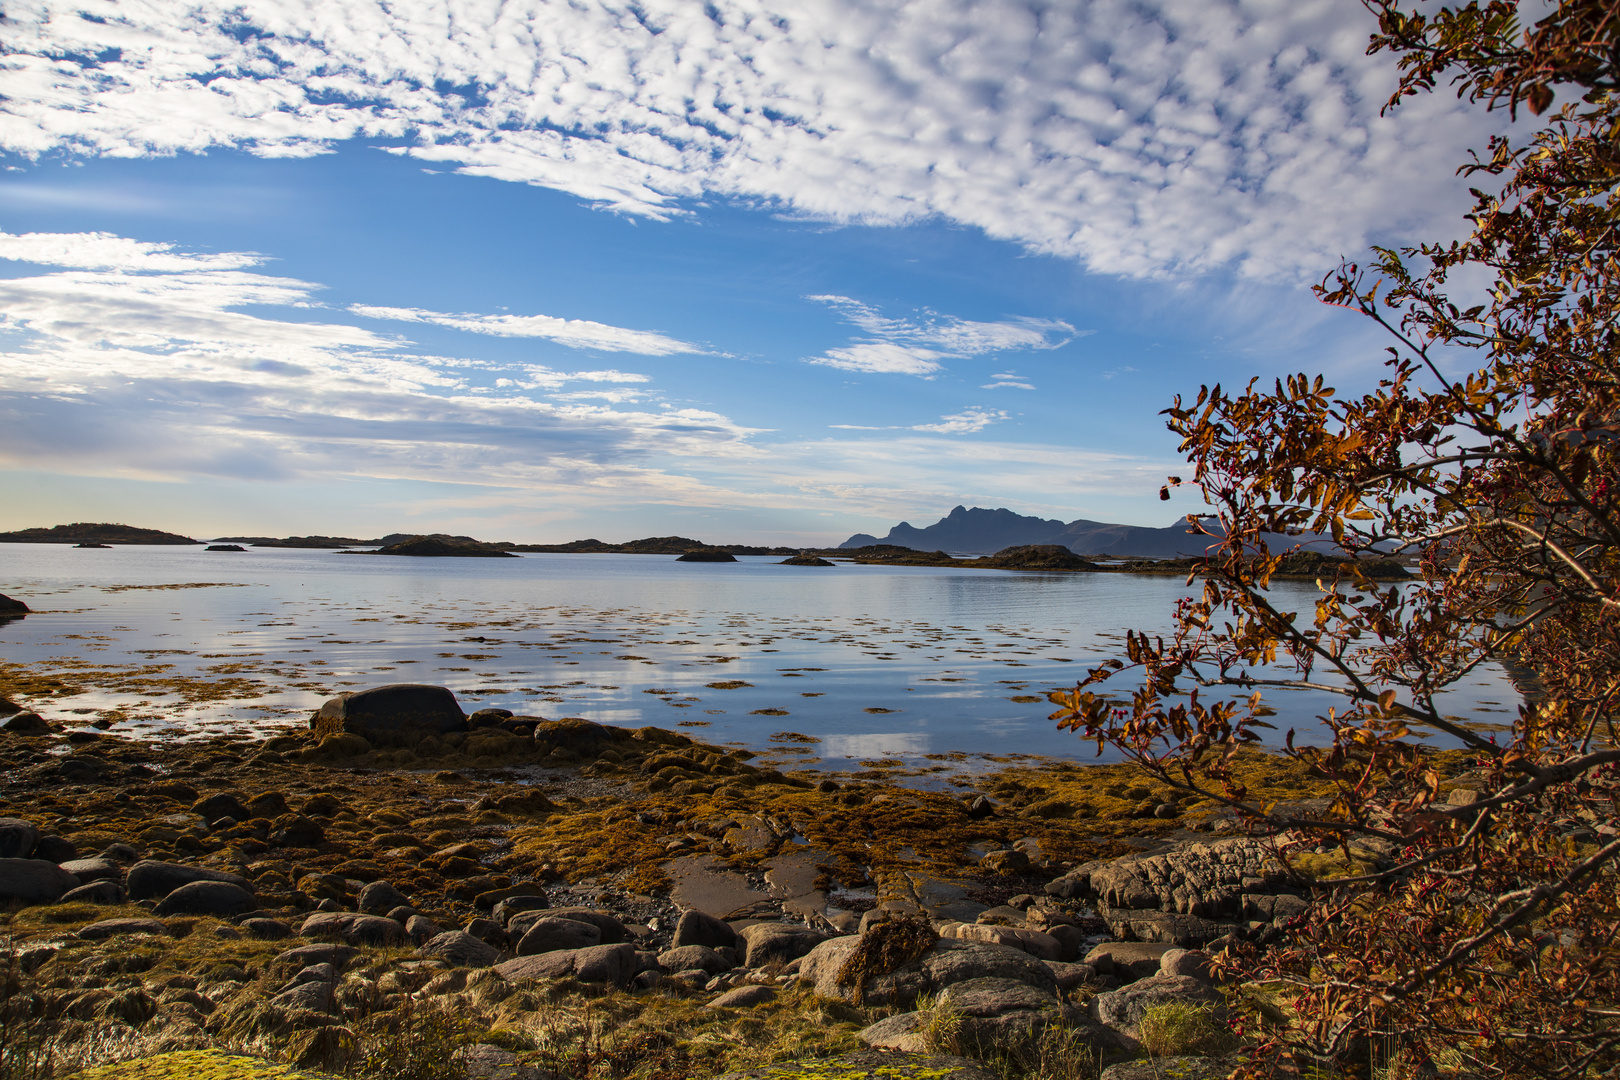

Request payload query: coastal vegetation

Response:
[1049,1,1620,1075]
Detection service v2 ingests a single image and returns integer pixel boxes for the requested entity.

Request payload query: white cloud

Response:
[0,230,265,272]
[810,342,944,377]
[983,371,1036,390]
[348,304,701,356]
[0,0,1507,282]
[911,407,1008,434]
[804,295,1071,377]
[0,229,762,496]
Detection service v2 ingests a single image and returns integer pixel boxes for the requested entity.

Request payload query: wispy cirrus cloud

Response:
[805,295,1073,377]
[911,407,1009,434]
[348,304,701,356]
[0,1,1505,282]
[982,371,1036,390]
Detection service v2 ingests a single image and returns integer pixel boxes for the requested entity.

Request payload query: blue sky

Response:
[0,0,1512,545]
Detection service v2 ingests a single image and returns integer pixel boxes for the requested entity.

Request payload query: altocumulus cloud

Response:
[806,295,1073,377]
[0,0,1501,281]
[0,231,760,499]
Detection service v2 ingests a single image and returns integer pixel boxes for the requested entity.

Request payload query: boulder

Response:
[491,895,551,925]
[858,1012,927,1052]
[1160,948,1215,981]
[357,880,411,915]
[1048,839,1296,946]
[496,942,638,987]
[311,684,466,747]
[31,835,76,863]
[1089,973,1224,1052]
[406,915,443,941]
[155,880,257,916]
[242,918,293,940]
[937,977,1106,1056]
[59,857,120,882]
[0,818,39,859]
[269,980,337,1014]
[78,917,168,940]
[61,880,122,905]
[192,793,252,823]
[672,909,737,950]
[298,912,406,946]
[126,860,251,901]
[0,593,28,614]
[1044,960,1098,991]
[515,917,601,955]
[707,984,776,1008]
[717,1050,998,1080]
[657,945,732,975]
[419,931,500,968]
[525,907,627,943]
[273,944,359,971]
[738,922,828,967]
[1084,942,1175,983]
[939,923,1061,961]
[0,858,79,903]
[2,712,50,735]
[459,1043,558,1080]
[799,937,1057,1009]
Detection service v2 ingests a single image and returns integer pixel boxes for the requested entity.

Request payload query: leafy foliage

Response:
[1049,2,1620,1077]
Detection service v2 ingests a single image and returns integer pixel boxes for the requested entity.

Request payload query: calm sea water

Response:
[0,544,1521,766]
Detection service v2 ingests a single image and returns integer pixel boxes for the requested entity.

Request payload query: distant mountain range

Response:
[841,505,1326,558]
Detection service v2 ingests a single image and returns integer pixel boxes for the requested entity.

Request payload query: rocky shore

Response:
[0,684,1411,1080]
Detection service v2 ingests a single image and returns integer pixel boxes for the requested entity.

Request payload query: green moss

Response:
[77,1050,324,1080]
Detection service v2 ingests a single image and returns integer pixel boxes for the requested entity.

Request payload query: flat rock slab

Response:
[1084,942,1176,982]
[716,1050,998,1079]
[664,854,769,917]
[76,1049,326,1080]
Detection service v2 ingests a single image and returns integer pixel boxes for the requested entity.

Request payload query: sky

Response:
[0,0,1515,546]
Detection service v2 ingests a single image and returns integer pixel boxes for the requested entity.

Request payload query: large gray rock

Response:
[299,912,406,946]
[126,861,251,901]
[496,942,638,986]
[799,937,1057,1009]
[357,880,411,915]
[939,922,1061,961]
[1089,973,1224,1052]
[272,943,359,971]
[543,907,628,943]
[1047,838,1298,946]
[491,895,551,925]
[515,917,601,955]
[61,880,122,905]
[672,909,737,949]
[0,858,79,903]
[59,858,120,883]
[1084,942,1176,983]
[937,977,1110,1056]
[857,1012,926,1052]
[657,944,732,975]
[738,922,828,967]
[419,930,500,968]
[0,818,39,859]
[154,880,256,916]
[269,979,338,1014]
[311,684,466,746]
